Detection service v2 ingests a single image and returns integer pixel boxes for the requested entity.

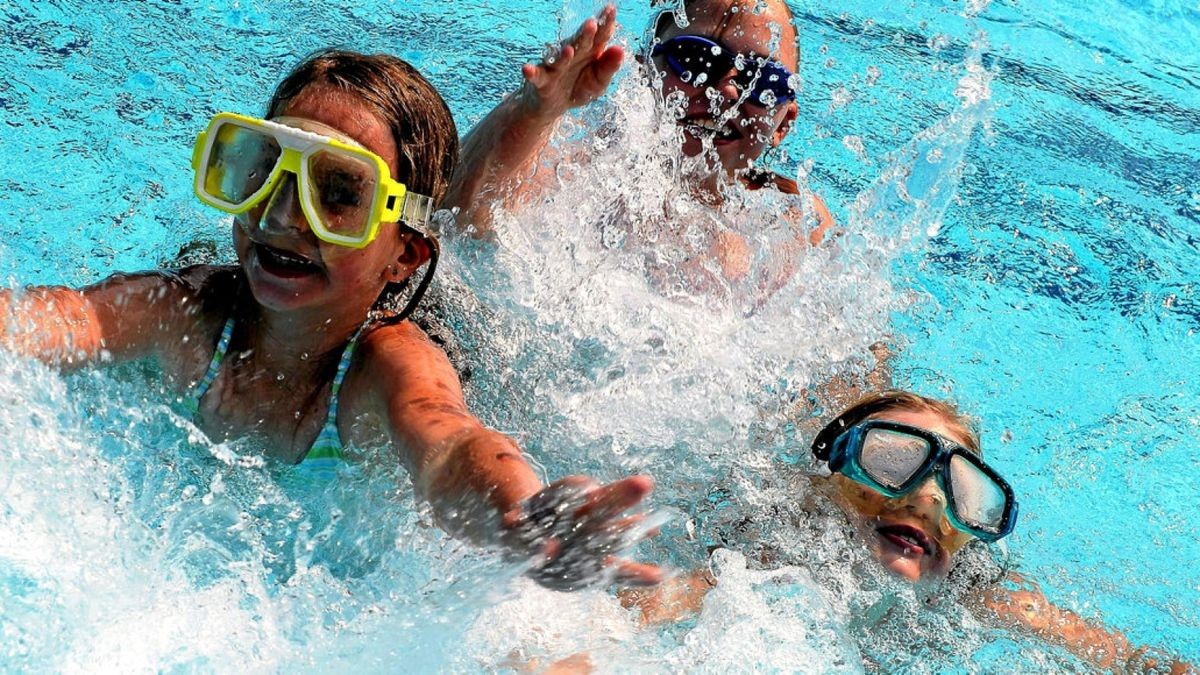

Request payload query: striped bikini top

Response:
[182,315,361,473]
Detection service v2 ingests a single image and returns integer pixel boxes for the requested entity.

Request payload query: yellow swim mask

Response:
[190,112,433,249]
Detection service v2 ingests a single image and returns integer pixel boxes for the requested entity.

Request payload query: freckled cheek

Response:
[842,485,889,518]
[938,521,975,555]
[742,113,780,143]
[325,247,393,290]
[232,221,251,258]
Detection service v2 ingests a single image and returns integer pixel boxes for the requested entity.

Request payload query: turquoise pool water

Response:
[2,0,1198,671]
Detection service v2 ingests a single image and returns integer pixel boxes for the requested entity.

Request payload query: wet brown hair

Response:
[810,390,981,460]
[266,49,459,205]
[653,0,797,29]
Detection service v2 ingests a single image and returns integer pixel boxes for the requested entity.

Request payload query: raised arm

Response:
[358,322,662,589]
[443,5,624,238]
[973,580,1195,673]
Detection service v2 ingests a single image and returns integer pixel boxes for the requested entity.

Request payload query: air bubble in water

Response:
[830,86,853,111]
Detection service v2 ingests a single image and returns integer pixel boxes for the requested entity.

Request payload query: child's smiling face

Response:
[653,0,799,177]
[232,84,427,319]
[829,408,977,583]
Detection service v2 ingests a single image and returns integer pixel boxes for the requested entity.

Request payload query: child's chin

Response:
[877,550,950,583]
[880,554,924,582]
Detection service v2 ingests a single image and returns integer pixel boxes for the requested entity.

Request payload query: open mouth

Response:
[876,523,938,558]
[681,116,743,143]
[253,242,321,279]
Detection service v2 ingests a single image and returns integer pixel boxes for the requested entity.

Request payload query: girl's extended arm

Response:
[974,581,1194,673]
[0,269,214,370]
[358,322,661,589]
[443,5,623,238]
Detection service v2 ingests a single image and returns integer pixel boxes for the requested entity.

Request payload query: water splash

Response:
[0,352,525,671]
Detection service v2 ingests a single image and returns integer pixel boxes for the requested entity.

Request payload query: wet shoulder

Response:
[152,265,241,386]
[744,171,836,243]
[356,320,454,376]
[340,320,464,431]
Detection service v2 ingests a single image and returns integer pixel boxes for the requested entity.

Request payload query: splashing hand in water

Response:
[444,0,835,302]
[502,475,662,591]
[445,5,623,236]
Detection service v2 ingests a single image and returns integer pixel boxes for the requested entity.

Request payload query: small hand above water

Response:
[502,474,663,591]
[518,5,624,121]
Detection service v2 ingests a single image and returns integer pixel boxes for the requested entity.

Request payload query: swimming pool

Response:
[2,0,1197,671]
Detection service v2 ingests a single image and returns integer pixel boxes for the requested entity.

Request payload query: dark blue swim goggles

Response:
[827,420,1019,542]
[651,34,796,107]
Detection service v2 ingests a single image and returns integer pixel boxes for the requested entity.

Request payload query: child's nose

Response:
[258,174,312,236]
[714,71,743,103]
[902,477,949,518]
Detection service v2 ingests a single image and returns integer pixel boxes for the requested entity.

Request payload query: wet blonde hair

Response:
[810,390,981,460]
[651,0,800,69]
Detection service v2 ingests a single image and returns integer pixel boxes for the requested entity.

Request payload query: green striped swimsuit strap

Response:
[299,323,367,470]
[182,314,236,416]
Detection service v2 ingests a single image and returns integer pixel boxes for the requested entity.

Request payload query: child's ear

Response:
[770,100,799,147]
[388,230,432,281]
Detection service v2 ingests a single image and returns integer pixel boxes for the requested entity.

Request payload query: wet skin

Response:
[828,409,976,583]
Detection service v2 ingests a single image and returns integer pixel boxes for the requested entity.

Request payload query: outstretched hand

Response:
[519,4,625,121]
[503,474,663,591]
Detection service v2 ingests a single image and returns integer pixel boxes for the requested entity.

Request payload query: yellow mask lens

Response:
[194,113,432,249]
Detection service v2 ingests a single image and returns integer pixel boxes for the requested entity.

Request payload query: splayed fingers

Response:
[503,474,662,591]
[521,5,625,116]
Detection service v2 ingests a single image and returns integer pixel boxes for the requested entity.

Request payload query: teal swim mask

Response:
[826,420,1019,542]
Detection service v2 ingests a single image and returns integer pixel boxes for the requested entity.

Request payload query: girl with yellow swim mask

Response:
[0,50,660,592]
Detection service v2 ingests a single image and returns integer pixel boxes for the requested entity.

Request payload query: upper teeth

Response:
[265,246,311,265]
[688,119,727,134]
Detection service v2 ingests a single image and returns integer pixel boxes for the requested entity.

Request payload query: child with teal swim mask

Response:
[619,391,1194,673]
[0,49,661,592]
